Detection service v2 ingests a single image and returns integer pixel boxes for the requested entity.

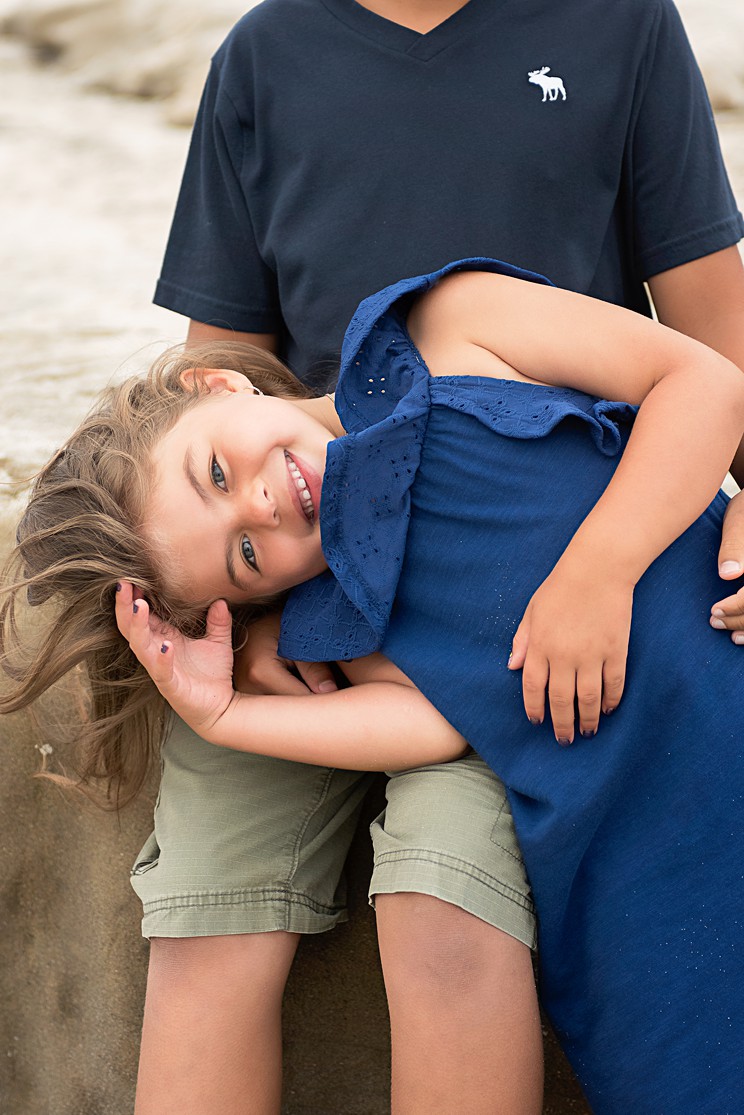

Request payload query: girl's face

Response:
[146,376,338,606]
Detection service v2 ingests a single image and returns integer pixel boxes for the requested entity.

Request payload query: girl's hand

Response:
[114,580,237,738]
[233,611,338,695]
[508,567,632,744]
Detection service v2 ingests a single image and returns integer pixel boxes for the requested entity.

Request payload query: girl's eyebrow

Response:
[184,446,211,504]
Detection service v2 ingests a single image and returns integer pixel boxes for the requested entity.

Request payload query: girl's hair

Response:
[0,342,312,809]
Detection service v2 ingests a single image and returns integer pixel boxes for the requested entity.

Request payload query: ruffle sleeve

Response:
[278,258,637,662]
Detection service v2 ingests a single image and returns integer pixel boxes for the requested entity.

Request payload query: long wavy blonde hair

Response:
[0,342,312,808]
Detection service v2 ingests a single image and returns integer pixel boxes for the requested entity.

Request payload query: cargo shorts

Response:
[130,717,536,949]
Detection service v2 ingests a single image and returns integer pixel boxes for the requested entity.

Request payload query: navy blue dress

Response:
[278,259,744,1113]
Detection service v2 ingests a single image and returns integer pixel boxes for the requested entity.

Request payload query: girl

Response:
[3,258,744,1113]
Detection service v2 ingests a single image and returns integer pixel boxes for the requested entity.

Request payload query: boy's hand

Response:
[234,611,338,695]
[114,580,237,739]
[508,567,632,744]
[712,491,744,643]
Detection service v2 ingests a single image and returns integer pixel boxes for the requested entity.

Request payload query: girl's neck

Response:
[355,0,470,34]
[294,394,346,439]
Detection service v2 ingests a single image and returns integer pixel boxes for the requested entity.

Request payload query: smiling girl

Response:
[3,259,744,1113]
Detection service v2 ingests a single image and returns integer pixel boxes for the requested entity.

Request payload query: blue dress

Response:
[278,259,744,1113]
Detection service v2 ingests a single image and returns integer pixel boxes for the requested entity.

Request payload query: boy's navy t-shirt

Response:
[154,0,743,381]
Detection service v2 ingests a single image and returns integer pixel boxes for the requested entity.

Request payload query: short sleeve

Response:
[153,47,282,333]
[628,0,744,279]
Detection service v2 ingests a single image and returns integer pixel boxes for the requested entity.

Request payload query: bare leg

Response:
[134,932,300,1115]
[376,893,543,1115]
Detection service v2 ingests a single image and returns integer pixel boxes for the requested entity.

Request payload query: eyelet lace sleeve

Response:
[279,258,636,662]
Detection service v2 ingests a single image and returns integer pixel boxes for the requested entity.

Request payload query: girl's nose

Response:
[244,478,278,527]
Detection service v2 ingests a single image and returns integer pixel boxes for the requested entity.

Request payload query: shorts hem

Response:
[369,850,536,950]
[139,886,348,940]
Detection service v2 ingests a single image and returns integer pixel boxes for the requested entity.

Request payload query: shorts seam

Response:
[489,836,525,865]
[287,767,338,883]
[373,849,534,912]
[139,885,345,918]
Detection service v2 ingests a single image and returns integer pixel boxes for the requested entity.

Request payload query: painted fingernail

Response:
[604,706,615,715]
[710,618,726,629]
[580,729,596,739]
[160,643,168,654]
[719,561,742,576]
[557,737,572,747]
[115,582,122,592]
[528,716,542,726]
[132,603,139,614]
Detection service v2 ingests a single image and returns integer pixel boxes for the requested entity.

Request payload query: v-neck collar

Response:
[320,0,495,61]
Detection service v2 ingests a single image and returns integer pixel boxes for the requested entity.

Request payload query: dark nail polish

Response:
[160,644,168,654]
[581,729,596,739]
[115,582,122,592]
[132,603,139,614]
[604,707,615,715]
[557,737,572,747]
[529,717,542,726]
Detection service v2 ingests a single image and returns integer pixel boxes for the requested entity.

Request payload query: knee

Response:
[377,893,532,1001]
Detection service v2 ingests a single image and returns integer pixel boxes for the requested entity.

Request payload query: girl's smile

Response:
[145,373,341,606]
[284,450,320,524]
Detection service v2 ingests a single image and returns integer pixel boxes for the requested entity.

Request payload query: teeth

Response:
[285,452,315,522]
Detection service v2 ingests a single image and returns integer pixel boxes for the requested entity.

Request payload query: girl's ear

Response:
[180,367,258,394]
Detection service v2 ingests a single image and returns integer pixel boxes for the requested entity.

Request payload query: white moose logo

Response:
[527,67,567,102]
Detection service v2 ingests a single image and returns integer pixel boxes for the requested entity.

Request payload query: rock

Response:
[675,0,744,109]
[0,0,249,122]
[1,0,742,120]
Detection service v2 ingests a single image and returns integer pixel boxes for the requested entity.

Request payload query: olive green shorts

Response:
[130,718,536,948]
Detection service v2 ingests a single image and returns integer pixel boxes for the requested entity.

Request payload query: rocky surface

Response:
[0,0,743,120]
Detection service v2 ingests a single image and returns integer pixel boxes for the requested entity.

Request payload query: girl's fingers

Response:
[121,594,175,690]
[508,610,531,671]
[576,665,603,739]
[522,653,548,728]
[205,599,233,643]
[601,654,626,715]
[296,661,338,694]
[114,579,134,638]
[547,667,577,746]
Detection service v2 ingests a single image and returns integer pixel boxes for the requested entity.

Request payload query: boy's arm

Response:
[115,584,466,771]
[185,320,279,352]
[648,246,744,483]
[648,245,744,634]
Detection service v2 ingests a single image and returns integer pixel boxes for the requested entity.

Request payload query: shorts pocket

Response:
[130,831,160,877]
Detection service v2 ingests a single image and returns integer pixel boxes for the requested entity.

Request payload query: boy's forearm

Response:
[649,247,744,487]
[207,683,468,770]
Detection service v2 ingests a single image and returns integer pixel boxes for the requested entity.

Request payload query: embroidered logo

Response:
[527,67,566,102]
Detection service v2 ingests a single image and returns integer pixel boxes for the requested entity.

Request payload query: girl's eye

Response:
[241,536,258,572]
[210,456,227,490]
